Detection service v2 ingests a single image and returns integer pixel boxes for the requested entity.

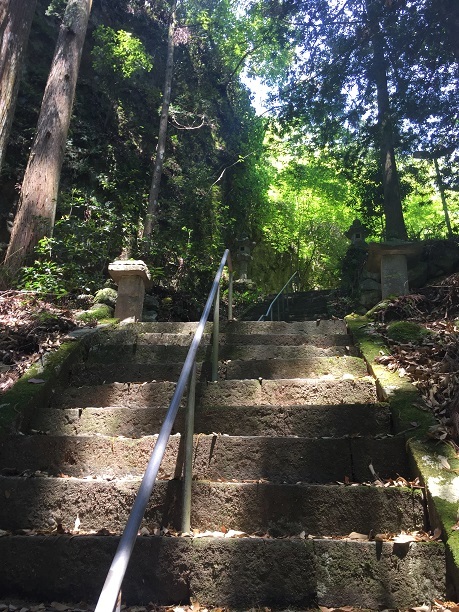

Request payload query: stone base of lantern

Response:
[108,260,151,322]
[366,242,423,300]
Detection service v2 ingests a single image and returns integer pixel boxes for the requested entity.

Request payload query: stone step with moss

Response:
[0,477,426,536]
[0,535,445,608]
[28,402,392,438]
[0,434,410,481]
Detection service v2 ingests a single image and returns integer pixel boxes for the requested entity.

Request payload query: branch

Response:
[208,152,256,190]
[169,112,210,130]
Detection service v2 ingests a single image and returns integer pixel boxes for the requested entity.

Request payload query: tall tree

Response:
[0,0,38,174]
[365,0,406,240]
[263,0,457,240]
[141,0,177,249]
[3,0,92,276]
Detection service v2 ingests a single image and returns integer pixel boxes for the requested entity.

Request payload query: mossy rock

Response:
[77,304,114,323]
[386,321,430,343]
[94,287,117,307]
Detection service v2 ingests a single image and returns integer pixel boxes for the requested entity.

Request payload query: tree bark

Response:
[0,0,38,174]
[365,0,407,241]
[142,0,177,250]
[3,0,92,276]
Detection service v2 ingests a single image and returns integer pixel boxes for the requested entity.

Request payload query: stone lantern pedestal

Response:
[367,243,423,299]
[108,260,151,322]
[235,235,256,281]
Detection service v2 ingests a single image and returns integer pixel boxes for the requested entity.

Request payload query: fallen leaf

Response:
[432,527,442,540]
[28,378,45,384]
[438,455,451,470]
[393,533,416,543]
[225,529,247,538]
[191,598,200,611]
[347,531,368,540]
[74,513,80,532]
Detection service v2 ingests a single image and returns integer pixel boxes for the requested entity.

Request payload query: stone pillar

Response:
[235,234,256,281]
[108,260,151,322]
[366,243,423,302]
[380,253,409,299]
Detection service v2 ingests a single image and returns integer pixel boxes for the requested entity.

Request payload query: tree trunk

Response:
[365,0,407,241]
[3,0,92,276]
[142,0,177,250]
[0,0,38,174]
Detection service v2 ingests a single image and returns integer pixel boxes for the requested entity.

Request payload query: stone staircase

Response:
[242,290,336,321]
[0,319,445,608]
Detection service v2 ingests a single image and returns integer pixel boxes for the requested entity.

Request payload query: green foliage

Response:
[92,26,153,80]
[256,0,458,236]
[45,0,67,19]
[20,257,69,298]
[11,0,459,311]
[17,190,128,296]
[254,134,356,291]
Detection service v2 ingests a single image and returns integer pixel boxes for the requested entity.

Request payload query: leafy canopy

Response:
[92,26,153,80]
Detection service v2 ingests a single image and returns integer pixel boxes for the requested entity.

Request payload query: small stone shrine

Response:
[108,260,151,321]
[343,219,425,309]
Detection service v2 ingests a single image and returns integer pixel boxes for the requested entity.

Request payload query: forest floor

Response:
[0,291,84,393]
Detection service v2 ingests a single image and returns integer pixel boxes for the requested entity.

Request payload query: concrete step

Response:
[29,403,392,438]
[0,434,410,482]
[69,355,367,385]
[224,356,368,380]
[0,477,425,535]
[0,535,444,608]
[119,320,348,335]
[85,340,356,366]
[93,330,358,350]
[55,378,378,409]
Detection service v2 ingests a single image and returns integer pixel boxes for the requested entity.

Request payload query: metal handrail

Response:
[95,249,233,612]
[258,271,299,321]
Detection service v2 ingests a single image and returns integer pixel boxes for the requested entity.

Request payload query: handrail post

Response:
[181,361,196,534]
[212,282,220,381]
[228,270,233,321]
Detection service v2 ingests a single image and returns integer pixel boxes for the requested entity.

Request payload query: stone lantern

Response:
[345,219,370,245]
[108,260,151,321]
[235,234,256,281]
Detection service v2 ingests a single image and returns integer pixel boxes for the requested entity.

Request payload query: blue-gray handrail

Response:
[95,249,233,612]
[258,271,299,321]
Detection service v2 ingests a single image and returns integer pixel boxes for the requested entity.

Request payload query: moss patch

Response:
[386,321,430,343]
[347,313,459,598]
[0,340,86,434]
[77,304,114,323]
